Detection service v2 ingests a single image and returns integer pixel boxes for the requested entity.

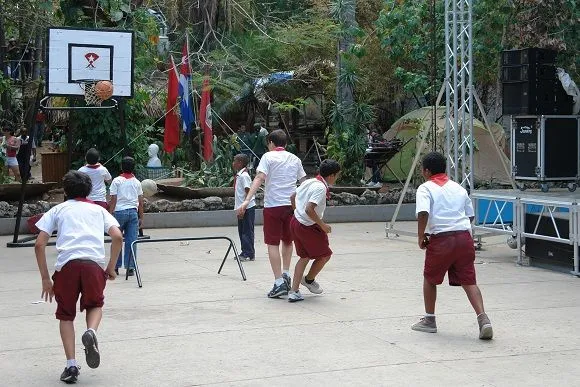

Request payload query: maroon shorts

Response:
[263,206,294,245]
[290,216,332,259]
[424,230,476,286]
[52,259,107,321]
[94,201,109,210]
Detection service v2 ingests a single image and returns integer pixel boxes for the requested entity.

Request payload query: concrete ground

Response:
[1,221,580,386]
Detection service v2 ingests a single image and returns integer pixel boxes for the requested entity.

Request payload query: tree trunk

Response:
[0,0,9,111]
[336,0,355,108]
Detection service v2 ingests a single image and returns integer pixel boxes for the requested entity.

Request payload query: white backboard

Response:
[47,28,134,97]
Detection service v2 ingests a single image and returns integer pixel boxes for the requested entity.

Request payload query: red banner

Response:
[163,56,180,153]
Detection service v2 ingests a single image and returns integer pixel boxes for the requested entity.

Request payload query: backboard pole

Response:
[119,99,128,157]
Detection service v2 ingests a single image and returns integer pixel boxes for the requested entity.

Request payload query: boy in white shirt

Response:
[34,170,123,383]
[288,159,341,302]
[78,148,112,210]
[412,151,493,340]
[237,129,307,298]
[233,153,256,261]
[109,156,144,277]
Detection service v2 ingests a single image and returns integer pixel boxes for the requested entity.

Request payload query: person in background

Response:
[108,156,144,277]
[2,126,21,182]
[252,123,268,170]
[78,148,112,210]
[233,153,256,261]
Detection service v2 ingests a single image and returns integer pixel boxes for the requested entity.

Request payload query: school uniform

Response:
[235,168,256,259]
[415,173,476,286]
[291,176,332,259]
[256,148,306,245]
[79,163,112,209]
[110,174,142,270]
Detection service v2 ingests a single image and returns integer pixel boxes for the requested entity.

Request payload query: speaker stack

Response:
[502,48,574,115]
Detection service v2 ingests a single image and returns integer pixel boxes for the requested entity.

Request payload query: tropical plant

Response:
[184,136,236,188]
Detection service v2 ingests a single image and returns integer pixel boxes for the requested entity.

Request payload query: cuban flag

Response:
[178,38,195,134]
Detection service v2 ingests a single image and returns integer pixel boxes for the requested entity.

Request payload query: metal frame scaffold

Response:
[445,0,474,190]
[386,0,476,238]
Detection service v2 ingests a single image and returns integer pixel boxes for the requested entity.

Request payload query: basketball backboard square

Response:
[47,27,134,98]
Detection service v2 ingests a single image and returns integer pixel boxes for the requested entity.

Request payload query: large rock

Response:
[0,201,17,217]
[202,196,223,211]
[361,189,378,205]
[154,199,171,212]
[181,199,205,211]
[223,197,235,210]
[337,192,360,205]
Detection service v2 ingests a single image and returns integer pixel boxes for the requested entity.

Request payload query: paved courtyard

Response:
[1,221,580,386]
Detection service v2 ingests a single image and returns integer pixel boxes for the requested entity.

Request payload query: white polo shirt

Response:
[257,150,306,208]
[110,175,143,211]
[78,164,112,202]
[35,200,120,271]
[415,179,474,234]
[235,168,255,210]
[293,177,328,226]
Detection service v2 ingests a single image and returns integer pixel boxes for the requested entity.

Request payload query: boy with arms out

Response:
[109,156,144,277]
[78,148,112,210]
[35,171,123,383]
[233,153,256,261]
[288,159,341,302]
[412,151,493,340]
[237,129,307,298]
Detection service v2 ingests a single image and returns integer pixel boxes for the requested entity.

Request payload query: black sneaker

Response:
[114,268,119,275]
[282,272,291,289]
[81,330,100,369]
[60,366,79,383]
[127,269,135,277]
[267,281,288,298]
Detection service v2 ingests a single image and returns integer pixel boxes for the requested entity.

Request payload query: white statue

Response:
[147,143,162,167]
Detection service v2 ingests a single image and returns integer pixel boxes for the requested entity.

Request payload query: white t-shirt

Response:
[78,164,112,202]
[110,175,143,211]
[415,179,474,234]
[257,150,306,208]
[35,200,120,271]
[235,168,255,210]
[294,177,328,226]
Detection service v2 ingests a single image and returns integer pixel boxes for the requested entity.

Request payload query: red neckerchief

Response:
[86,163,101,169]
[429,173,449,187]
[74,197,95,204]
[273,147,285,151]
[120,173,135,179]
[315,175,330,200]
[234,167,247,189]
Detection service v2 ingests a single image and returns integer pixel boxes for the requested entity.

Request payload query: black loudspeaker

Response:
[503,80,559,115]
[501,64,557,82]
[525,213,572,268]
[502,48,557,66]
[511,116,580,182]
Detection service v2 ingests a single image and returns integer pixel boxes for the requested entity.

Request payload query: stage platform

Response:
[472,188,580,277]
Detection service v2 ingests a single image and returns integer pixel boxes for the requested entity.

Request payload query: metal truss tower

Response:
[445,0,474,190]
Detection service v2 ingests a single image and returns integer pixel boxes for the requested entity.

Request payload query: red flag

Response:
[200,76,213,161]
[163,57,180,153]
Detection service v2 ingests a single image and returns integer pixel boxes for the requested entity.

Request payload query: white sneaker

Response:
[288,290,304,303]
[301,276,323,294]
[365,181,375,187]
[372,182,383,188]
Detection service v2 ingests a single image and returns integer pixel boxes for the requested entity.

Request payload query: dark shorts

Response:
[424,230,476,286]
[94,201,109,210]
[263,205,294,245]
[290,216,332,259]
[52,259,107,321]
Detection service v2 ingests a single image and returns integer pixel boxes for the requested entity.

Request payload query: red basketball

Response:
[94,80,114,100]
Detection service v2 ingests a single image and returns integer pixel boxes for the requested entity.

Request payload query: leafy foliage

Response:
[184,137,236,188]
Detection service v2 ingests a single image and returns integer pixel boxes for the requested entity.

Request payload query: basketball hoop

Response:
[78,79,114,106]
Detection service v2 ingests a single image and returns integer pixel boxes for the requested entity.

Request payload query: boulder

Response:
[337,192,359,205]
[0,201,17,217]
[202,196,223,211]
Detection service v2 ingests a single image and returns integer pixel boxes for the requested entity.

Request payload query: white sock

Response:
[274,277,284,286]
[66,359,77,368]
[425,313,436,318]
[88,328,97,335]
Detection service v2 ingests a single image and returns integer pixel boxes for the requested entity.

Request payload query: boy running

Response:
[412,152,493,340]
[288,159,341,302]
[35,170,123,383]
[237,129,306,298]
